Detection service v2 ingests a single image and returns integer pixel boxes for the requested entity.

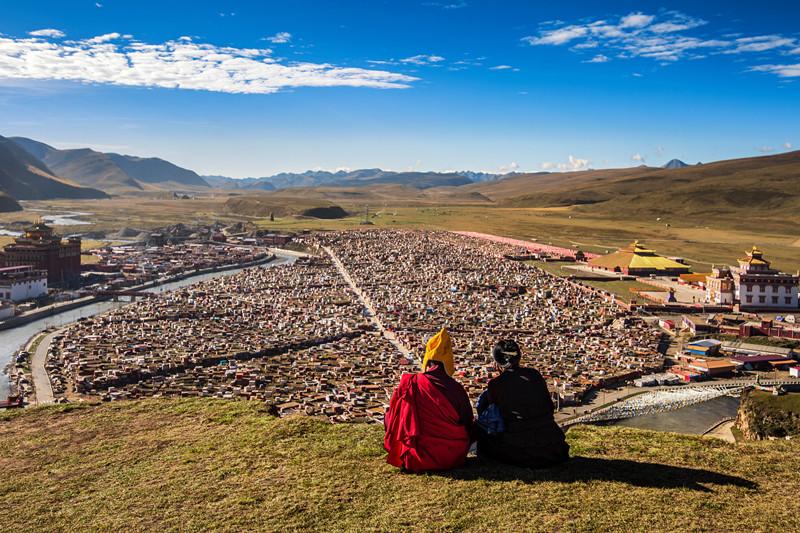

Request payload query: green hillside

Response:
[1,399,798,532]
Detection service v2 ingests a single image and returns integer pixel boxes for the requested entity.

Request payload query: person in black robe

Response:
[476,339,569,468]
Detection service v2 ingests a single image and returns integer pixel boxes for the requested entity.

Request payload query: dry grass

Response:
[3,197,797,272]
[0,399,798,532]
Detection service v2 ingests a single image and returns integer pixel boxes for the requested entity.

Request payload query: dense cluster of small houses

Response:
[43,230,664,421]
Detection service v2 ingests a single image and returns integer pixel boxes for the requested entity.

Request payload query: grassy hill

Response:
[11,137,144,194]
[0,192,22,212]
[464,151,800,232]
[10,137,210,194]
[0,136,109,201]
[1,399,798,531]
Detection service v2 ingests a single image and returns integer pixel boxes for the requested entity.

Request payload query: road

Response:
[31,330,57,405]
[322,246,414,360]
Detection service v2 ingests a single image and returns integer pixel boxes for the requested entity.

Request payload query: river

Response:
[608,395,741,434]
[0,253,296,400]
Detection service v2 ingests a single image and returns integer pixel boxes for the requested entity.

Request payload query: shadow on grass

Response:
[436,456,757,493]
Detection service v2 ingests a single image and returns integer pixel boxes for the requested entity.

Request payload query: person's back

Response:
[384,328,473,472]
[477,340,569,468]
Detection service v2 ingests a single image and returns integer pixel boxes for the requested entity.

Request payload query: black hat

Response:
[492,339,521,368]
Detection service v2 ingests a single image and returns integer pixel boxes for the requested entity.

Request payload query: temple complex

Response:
[0,221,81,287]
[588,241,691,276]
[731,247,799,310]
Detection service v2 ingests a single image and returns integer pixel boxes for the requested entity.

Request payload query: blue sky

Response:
[0,1,798,177]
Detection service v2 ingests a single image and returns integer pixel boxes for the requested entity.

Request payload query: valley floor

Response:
[3,197,797,272]
[1,399,798,532]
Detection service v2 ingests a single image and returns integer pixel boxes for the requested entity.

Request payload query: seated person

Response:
[384,328,474,473]
[476,339,569,468]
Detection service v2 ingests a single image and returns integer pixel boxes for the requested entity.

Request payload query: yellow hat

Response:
[421,328,455,376]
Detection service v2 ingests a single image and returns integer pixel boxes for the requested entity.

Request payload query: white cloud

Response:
[523,25,588,46]
[750,63,800,77]
[631,153,646,163]
[401,54,445,65]
[789,48,800,55]
[84,32,121,44]
[585,54,610,63]
[541,155,590,171]
[423,1,468,9]
[95,2,103,7]
[266,32,292,44]
[758,146,775,153]
[521,10,798,77]
[729,35,796,53]
[489,65,515,70]
[620,12,654,29]
[0,33,418,94]
[784,142,793,149]
[499,162,520,173]
[28,28,65,38]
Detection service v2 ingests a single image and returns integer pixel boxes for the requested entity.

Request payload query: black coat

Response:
[477,366,569,468]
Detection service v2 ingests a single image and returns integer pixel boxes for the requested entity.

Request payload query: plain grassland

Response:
[1,196,797,272]
[0,399,798,532]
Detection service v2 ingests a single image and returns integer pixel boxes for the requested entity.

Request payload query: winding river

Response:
[0,253,297,401]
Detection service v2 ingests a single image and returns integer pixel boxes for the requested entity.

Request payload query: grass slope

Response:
[481,151,800,230]
[1,399,798,532]
[0,191,21,212]
[0,136,108,201]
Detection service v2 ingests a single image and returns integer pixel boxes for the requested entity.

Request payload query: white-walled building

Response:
[0,265,48,302]
[732,247,799,310]
[0,300,14,320]
[706,266,735,305]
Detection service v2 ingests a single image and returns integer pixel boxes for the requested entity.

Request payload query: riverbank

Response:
[0,253,279,332]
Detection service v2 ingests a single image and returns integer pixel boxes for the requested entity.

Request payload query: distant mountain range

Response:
[5,135,507,196]
[11,137,210,194]
[0,135,108,210]
[204,168,502,191]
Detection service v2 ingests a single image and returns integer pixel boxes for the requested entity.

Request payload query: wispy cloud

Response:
[499,161,520,173]
[749,63,800,77]
[541,155,590,171]
[0,33,418,94]
[585,54,610,63]
[758,145,775,153]
[785,142,793,150]
[28,28,65,38]
[728,35,795,53]
[631,152,646,163]
[489,64,519,71]
[265,32,292,44]
[521,11,798,77]
[619,13,654,29]
[423,1,468,9]
[401,54,445,65]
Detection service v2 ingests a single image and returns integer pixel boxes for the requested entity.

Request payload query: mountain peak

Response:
[663,159,689,169]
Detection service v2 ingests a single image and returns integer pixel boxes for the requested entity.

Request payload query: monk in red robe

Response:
[384,328,474,473]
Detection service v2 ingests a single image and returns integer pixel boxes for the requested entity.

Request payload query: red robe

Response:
[384,371,471,472]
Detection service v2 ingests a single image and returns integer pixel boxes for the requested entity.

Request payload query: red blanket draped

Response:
[384,372,470,472]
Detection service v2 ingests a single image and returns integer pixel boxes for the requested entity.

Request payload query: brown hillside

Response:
[0,192,22,212]
[457,151,800,229]
[0,136,109,201]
